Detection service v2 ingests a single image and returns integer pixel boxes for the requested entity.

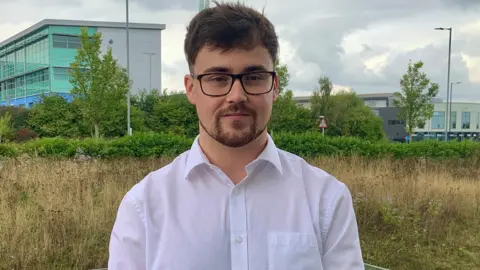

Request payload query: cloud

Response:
[121,0,198,10]
[0,0,479,102]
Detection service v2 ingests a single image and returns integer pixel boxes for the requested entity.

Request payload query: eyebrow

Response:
[202,65,269,74]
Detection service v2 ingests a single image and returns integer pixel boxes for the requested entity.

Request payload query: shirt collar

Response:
[184,134,283,181]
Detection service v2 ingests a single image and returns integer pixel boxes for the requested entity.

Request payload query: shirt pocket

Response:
[267,232,323,270]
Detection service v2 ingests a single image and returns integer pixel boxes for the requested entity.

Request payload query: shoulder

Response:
[278,149,348,192]
[123,150,190,206]
[277,148,352,210]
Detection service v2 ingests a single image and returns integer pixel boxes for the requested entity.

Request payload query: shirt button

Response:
[234,189,241,195]
[235,236,243,243]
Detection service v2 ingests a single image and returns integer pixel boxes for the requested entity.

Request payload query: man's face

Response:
[185,45,278,148]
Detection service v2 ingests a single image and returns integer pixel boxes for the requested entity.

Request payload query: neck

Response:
[198,129,268,184]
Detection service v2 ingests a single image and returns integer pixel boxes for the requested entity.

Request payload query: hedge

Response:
[0,132,479,160]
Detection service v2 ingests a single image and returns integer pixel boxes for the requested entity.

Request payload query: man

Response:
[108,2,364,269]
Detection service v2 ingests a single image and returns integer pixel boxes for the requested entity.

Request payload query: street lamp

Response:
[143,52,155,91]
[126,0,132,136]
[449,81,461,133]
[434,27,452,141]
[199,0,210,11]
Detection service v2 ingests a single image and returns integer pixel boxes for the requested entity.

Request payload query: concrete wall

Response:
[97,27,162,96]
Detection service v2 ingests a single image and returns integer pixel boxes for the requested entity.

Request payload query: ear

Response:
[272,73,279,101]
[185,74,196,105]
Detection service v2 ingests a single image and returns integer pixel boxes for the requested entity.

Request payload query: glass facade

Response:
[0,28,49,103]
[431,111,445,129]
[0,25,97,107]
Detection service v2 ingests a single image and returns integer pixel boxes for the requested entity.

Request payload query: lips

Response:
[223,112,250,117]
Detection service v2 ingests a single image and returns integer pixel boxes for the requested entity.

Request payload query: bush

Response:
[0,143,18,158]
[0,132,479,161]
[15,128,38,143]
[0,106,29,129]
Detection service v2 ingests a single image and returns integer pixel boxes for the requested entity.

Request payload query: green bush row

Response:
[1,132,479,160]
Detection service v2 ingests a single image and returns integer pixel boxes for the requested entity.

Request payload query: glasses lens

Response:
[242,72,273,94]
[200,74,233,96]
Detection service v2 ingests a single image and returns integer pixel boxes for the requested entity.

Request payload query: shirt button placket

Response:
[229,184,248,270]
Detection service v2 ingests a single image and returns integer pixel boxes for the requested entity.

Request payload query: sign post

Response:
[318,115,328,136]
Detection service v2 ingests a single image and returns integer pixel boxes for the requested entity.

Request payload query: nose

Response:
[226,78,247,103]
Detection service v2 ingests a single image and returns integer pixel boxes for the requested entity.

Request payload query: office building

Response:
[0,19,166,108]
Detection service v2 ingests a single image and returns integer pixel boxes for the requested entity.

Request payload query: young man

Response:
[108,2,364,269]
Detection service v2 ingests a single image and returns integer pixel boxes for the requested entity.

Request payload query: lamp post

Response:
[434,27,452,141]
[199,0,210,11]
[126,0,132,136]
[449,81,461,133]
[143,52,155,91]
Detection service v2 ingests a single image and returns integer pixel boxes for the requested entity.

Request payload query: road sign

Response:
[318,116,328,128]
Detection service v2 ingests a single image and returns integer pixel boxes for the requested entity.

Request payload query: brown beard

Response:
[200,102,266,148]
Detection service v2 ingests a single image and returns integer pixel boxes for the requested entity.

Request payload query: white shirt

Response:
[108,135,364,270]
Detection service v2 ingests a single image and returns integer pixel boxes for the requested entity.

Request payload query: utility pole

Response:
[126,0,132,136]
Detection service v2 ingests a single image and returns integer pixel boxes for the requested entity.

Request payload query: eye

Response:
[204,74,230,82]
[245,73,268,81]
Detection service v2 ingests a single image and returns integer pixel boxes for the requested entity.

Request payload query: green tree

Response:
[269,90,316,134]
[27,94,86,138]
[69,27,129,139]
[0,112,12,143]
[311,90,385,141]
[393,60,439,140]
[147,92,198,137]
[275,58,290,95]
[131,88,164,118]
[341,105,385,141]
[0,106,29,130]
[310,76,333,119]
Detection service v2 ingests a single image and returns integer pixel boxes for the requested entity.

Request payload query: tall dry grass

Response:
[0,156,479,270]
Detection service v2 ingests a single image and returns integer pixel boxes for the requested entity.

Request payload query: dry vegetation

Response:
[0,156,479,270]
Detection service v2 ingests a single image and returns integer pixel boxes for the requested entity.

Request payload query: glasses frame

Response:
[191,71,277,97]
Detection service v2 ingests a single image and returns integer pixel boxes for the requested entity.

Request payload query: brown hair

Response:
[184,1,279,71]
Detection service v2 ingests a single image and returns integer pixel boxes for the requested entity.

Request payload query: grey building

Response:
[0,19,166,107]
[358,93,407,141]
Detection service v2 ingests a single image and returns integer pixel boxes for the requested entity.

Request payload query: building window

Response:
[372,109,380,116]
[388,120,404,125]
[462,112,470,129]
[431,111,445,129]
[53,67,72,80]
[477,112,480,130]
[450,111,456,129]
[364,99,387,108]
[52,35,81,49]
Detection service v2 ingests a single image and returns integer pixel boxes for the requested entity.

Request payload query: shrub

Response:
[0,132,479,161]
[0,143,18,158]
[15,128,38,143]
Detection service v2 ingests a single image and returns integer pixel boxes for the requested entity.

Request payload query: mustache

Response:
[217,103,256,116]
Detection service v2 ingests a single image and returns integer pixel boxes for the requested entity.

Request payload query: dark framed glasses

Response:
[191,71,276,97]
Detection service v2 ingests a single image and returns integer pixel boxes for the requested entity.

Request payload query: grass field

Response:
[1,156,479,270]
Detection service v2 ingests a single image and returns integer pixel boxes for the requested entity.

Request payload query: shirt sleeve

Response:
[322,183,365,270]
[108,193,146,270]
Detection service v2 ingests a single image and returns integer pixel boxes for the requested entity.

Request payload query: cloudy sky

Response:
[1,0,479,102]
